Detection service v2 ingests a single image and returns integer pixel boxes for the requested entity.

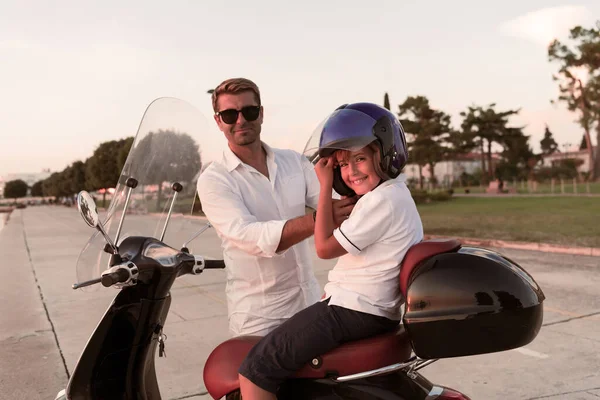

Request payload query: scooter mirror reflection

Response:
[77,191,100,228]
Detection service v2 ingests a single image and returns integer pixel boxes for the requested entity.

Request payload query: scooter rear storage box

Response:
[402,247,545,360]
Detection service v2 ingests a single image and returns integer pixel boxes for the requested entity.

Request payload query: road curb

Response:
[424,234,600,256]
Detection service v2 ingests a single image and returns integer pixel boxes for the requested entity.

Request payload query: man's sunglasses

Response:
[216,106,261,125]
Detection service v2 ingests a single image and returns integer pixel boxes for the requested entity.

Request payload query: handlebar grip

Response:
[204,260,226,269]
[101,268,130,287]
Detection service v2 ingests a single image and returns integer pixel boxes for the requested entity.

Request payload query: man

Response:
[197,78,355,336]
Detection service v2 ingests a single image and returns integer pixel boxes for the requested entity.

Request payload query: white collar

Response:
[222,141,275,173]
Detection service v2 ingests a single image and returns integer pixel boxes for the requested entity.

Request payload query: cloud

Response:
[499,5,594,47]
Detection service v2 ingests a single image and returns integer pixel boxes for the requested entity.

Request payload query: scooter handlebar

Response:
[189,256,225,275]
[204,259,226,269]
[101,268,130,287]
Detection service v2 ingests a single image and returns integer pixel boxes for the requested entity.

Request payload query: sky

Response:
[1,0,599,177]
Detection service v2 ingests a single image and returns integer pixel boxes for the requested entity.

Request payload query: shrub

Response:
[410,189,453,204]
[410,189,429,204]
[429,191,452,202]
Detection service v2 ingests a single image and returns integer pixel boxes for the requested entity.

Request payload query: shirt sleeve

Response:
[333,191,393,256]
[301,155,320,210]
[197,171,286,258]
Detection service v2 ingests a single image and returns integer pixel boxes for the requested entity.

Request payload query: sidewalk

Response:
[0,211,68,399]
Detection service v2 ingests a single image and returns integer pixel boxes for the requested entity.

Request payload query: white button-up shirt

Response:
[197,142,321,336]
[326,175,424,320]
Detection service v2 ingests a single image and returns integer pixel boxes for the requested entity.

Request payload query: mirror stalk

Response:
[181,222,212,253]
[114,178,139,245]
[159,182,183,242]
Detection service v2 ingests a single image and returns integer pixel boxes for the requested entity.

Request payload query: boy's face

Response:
[336,146,380,195]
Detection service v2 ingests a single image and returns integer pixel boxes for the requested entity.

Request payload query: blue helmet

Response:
[318,102,408,179]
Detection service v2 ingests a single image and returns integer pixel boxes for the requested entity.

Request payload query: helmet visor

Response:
[303,108,378,161]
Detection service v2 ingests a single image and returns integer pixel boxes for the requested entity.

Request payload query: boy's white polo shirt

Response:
[325,175,424,320]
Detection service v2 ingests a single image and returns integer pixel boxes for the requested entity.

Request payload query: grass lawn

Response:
[457,181,600,195]
[417,196,600,248]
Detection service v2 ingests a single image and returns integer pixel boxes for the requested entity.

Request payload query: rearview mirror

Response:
[77,191,99,228]
[76,191,118,254]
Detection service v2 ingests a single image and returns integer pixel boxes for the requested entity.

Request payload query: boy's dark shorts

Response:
[238,299,399,393]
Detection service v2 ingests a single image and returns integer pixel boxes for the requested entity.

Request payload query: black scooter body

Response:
[61,236,435,400]
[65,236,181,400]
[66,291,171,400]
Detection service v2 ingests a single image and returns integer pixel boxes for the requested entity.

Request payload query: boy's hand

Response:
[315,156,335,187]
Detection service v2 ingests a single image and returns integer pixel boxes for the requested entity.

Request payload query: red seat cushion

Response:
[203,326,411,399]
[399,239,461,297]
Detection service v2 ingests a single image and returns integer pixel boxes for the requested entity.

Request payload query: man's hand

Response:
[332,196,357,227]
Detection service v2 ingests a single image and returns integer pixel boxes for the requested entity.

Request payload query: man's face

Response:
[214,91,263,147]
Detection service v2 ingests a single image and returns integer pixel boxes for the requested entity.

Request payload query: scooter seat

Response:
[203,325,411,399]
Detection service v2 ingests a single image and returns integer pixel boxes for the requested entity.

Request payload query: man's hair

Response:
[211,78,261,113]
[335,143,387,180]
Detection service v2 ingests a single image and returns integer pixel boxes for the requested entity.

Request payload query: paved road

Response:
[1,206,599,399]
[453,193,600,198]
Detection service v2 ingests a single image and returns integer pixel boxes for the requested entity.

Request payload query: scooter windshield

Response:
[75,97,226,288]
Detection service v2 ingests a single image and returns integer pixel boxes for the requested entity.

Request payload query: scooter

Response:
[54,98,545,400]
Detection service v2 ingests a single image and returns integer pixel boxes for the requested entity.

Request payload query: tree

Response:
[126,130,201,209]
[57,165,74,198]
[42,172,60,199]
[383,92,390,110]
[460,104,521,182]
[584,74,600,155]
[4,179,28,200]
[66,160,87,195]
[41,170,71,200]
[579,133,588,150]
[398,96,454,189]
[496,128,536,181]
[548,20,600,179]
[86,138,132,207]
[31,181,44,197]
[540,125,559,155]
[117,137,134,173]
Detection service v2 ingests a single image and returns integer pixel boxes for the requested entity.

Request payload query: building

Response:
[540,147,597,174]
[403,153,501,186]
[0,170,52,198]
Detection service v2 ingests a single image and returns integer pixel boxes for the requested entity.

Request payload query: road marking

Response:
[513,347,549,359]
[544,307,600,322]
[197,288,227,305]
[544,306,580,317]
